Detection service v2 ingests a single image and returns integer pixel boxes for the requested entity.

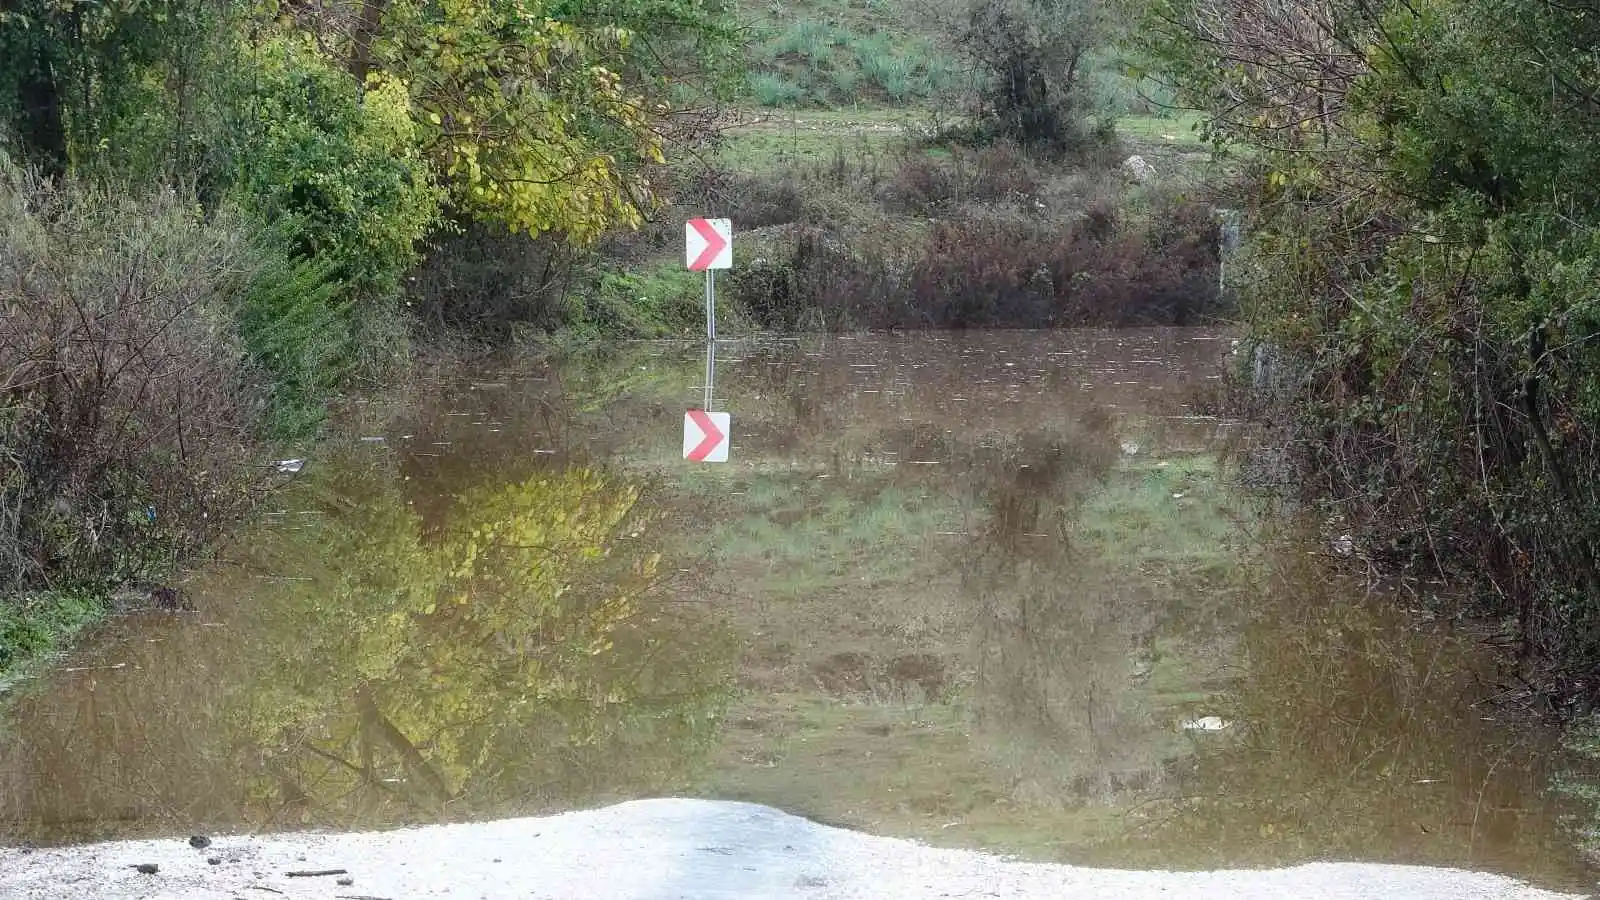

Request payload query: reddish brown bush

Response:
[0,169,265,589]
[881,143,1044,215]
[732,190,1223,331]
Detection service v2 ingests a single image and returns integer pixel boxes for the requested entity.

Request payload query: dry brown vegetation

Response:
[653,140,1226,331]
[0,169,266,593]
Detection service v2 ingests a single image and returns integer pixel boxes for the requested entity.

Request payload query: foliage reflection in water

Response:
[0,449,735,838]
[0,330,1594,892]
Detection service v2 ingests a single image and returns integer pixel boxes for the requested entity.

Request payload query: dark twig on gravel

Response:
[243,887,283,895]
[334,895,394,900]
[285,868,348,877]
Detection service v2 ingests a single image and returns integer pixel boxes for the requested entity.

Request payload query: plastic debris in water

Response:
[275,459,305,474]
[1181,716,1232,732]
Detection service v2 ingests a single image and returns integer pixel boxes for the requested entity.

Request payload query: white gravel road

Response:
[0,798,1587,900]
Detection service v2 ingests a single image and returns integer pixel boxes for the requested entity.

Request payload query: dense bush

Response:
[879,142,1043,215]
[236,253,349,437]
[724,147,1221,331]
[1143,0,1600,699]
[408,224,578,338]
[733,210,1218,331]
[0,0,741,679]
[0,166,268,592]
[231,37,440,301]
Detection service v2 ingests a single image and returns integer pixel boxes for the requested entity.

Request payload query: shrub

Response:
[0,166,267,591]
[829,68,862,98]
[860,53,915,101]
[230,37,440,301]
[922,0,1109,152]
[407,223,582,340]
[880,142,1043,214]
[749,73,807,108]
[237,253,348,436]
[728,169,1221,330]
[775,21,841,61]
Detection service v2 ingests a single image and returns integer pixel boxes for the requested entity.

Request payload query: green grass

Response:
[712,107,1217,179]
[715,108,923,173]
[569,261,717,339]
[0,591,106,692]
[1114,111,1210,148]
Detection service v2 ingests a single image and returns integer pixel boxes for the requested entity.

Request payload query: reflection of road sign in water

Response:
[683,410,730,462]
[685,218,732,271]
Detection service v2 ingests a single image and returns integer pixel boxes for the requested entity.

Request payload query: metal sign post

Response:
[705,268,717,344]
[703,313,715,411]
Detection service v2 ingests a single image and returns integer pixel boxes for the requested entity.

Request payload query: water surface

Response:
[0,330,1592,890]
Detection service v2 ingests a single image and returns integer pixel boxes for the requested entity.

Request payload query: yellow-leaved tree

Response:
[279,0,670,240]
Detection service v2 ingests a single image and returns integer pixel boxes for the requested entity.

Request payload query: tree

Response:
[1136,0,1372,151]
[924,0,1111,150]
[273,0,735,240]
[0,0,239,180]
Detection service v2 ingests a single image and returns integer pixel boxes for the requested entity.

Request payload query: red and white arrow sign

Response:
[683,409,730,462]
[685,218,732,271]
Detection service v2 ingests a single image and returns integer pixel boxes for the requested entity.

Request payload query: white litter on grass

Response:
[273,459,304,474]
[1182,715,1233,732]
[0,798,1580,900]
[1122,155,1158,183]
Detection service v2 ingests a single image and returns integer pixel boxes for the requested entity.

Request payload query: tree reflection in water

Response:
[0,450,735,839]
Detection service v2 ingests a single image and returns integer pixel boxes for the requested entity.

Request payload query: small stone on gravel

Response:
[132,863,158,875]
[189,835,211,849]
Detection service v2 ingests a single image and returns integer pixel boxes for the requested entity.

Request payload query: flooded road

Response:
[0,330,1594,891]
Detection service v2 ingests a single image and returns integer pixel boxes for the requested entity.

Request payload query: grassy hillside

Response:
[737,0,958,107]
[736,0,1181,119]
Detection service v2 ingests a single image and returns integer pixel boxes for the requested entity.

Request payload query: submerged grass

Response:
[1078,454,1248,577]
[669,442,1257,860]
[699,474,951,600]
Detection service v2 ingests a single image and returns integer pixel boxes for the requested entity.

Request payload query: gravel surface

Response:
[0,798,1586,899]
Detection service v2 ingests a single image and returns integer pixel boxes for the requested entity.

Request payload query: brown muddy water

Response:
[0,329,1595,891]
